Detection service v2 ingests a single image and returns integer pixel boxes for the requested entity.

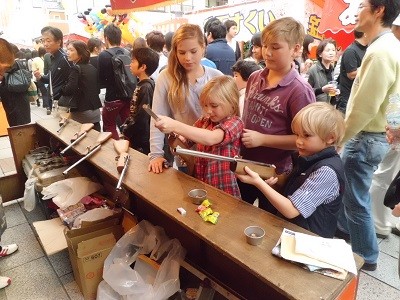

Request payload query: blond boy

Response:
[238,102,345,238]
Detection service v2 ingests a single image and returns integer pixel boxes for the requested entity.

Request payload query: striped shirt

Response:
[288,166,339,218]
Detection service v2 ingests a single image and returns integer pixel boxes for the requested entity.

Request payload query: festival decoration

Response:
[110,0,185,14]
[76,5,141,45]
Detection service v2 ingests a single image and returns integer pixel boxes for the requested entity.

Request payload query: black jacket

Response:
[61,63,102,112]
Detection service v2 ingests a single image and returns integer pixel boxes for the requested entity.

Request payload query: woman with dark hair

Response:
[61,40,102,131]
[300,34,317,75]
[307,38,338,103]
[87,37,103,69]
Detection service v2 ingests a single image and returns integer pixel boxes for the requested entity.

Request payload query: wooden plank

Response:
[33,119,364,300]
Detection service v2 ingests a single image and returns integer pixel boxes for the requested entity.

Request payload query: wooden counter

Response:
[9,118,364,300]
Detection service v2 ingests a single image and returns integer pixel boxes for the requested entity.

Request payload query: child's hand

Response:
[392,203,400,217]
[154,116,176,134]
[265,176,278,185]
[242,129,263,148]
[236,166,264,187]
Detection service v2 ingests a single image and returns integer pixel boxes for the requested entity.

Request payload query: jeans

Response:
[102,100,130,140]
[341,131,389,264]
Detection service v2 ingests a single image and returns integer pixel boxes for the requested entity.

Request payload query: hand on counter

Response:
[149,157,168,174]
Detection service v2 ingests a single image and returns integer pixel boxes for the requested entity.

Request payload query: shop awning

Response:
[110,0,185,14]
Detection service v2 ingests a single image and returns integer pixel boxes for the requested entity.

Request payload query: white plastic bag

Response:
[99,220,186,300]
[22,177,38,212]
[41,177,103,209]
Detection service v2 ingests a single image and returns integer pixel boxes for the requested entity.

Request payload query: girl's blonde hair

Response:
[200,75,240,117]
[167,24,205,111]
[291,102,345,146]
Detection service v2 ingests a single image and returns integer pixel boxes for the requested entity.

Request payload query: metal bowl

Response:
[244,226,265,246]
[188,189,207,205]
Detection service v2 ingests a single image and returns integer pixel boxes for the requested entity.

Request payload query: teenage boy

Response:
[238,102,345,238]
[98,24,132,140]
[231,60,260,117]
[122,47,159,155]
[239,17,315,213]
[337,0,400,272]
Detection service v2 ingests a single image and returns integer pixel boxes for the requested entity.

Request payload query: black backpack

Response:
[105,48,137,99]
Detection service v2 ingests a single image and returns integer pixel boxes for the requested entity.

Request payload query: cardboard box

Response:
[65,221,124,300]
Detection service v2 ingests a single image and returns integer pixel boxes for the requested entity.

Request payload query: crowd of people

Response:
[1,0,400,287]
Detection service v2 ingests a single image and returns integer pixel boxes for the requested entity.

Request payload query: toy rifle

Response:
[114,140,130,190]
[57,111,71,133]
[62,132,112,175]
[175,147,287,185]
[60,123,94,155]
[142,104,195,174]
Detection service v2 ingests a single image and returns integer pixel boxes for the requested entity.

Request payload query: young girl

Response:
[237,102,345,237]
[154,75,243,198]
[148,24,223,174]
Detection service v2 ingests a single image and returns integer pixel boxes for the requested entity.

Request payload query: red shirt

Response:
[193,116,244,198]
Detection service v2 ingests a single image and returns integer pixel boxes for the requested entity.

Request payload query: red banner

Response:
[110,0,185,14]
[318,0,358,34]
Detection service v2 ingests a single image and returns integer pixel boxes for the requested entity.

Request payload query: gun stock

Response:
[175,147,287,185]
[114,140,130,173]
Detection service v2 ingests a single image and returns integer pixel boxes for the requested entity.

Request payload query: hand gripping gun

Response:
[60,123,94,155]
[62,132,112,176]
[114,140,130,190]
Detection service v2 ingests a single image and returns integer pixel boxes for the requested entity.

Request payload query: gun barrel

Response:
[62,144,101,175]
[57,120,68,133]
[60,132,87,155]
[175,147,236,162]
[116,155,130,190]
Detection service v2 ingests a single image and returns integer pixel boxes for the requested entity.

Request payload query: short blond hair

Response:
[200,75,240,117]
[262,17,305,48]
[291,102,345,146]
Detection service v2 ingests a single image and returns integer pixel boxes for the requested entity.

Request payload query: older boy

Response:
[239,17,315,213]
[122,47,159,155]
[238,102,345,238]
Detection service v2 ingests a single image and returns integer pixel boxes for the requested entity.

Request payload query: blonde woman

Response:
[148,23,222,173]
[154,75,243,198]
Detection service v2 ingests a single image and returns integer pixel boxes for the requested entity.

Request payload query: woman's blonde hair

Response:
[200,75,240,117]
[167,24,205,111]
[291,102,345,146]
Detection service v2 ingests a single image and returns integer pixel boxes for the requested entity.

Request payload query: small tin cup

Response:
[188,189,207,205]
[244,226,265,246]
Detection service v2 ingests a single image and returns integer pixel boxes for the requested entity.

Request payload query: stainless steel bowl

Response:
[188,189,207,205]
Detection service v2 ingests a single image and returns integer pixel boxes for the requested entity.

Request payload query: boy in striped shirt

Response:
[237,102,345,238]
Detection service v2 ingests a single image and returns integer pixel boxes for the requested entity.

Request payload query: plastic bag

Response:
[41,177,103,209]
[22,170,38,212]
[98,220,186,300]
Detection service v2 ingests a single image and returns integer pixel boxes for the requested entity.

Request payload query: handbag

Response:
[26,80,39,104]
[58,65,81,109]
[4,60,32,93]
